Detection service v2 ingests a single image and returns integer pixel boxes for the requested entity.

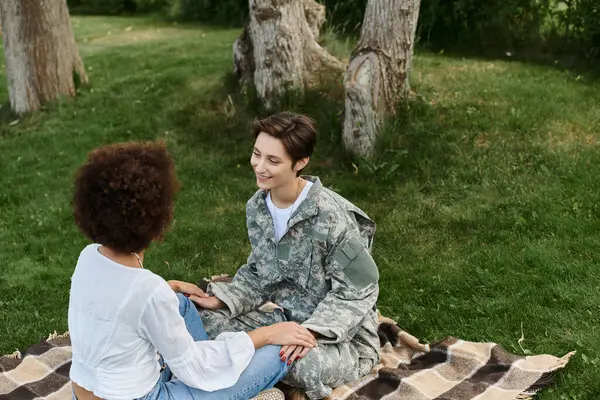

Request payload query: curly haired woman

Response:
[68,141,316,400]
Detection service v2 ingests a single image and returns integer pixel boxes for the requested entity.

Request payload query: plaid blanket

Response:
[0,332,72,400]
[324,312,574,400]
[0,318,573,400]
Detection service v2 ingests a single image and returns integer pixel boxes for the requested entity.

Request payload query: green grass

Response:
[1,16,599,399]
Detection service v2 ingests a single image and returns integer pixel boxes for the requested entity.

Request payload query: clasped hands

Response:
[168,280,318,365]
[168,280,225,310]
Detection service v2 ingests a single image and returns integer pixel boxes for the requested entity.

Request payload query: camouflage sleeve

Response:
[208,252,268,318]
[301,234,380,344]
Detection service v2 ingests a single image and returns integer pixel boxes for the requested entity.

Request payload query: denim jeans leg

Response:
[176,293,209,341]
[162,344,289,400]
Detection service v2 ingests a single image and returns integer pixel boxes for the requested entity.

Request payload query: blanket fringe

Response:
[551,351,576,370]
[3,349,21,359]
[515,351,576,399]
[516,394,534,399]
[1,331,70,359]
[46,331,70,341]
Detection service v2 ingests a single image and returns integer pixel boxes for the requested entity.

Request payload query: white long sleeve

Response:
[139,283,255,391]
[68,244,256,400]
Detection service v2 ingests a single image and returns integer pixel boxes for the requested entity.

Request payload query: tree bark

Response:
[0,0,88,115]
[233,0,342,110]
[343,0,421,157]
[302,0,325,40]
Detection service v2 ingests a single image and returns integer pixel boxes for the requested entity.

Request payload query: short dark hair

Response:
[252,112,317,176]
[73,141,180,254]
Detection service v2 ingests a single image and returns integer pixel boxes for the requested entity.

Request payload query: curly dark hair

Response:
[73,141,180,254]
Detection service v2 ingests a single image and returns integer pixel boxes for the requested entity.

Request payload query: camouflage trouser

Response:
[198,308,373,400]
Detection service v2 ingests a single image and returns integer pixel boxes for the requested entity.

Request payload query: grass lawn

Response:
[1,16,599,399]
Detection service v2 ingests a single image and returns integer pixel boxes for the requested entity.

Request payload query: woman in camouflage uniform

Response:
[195,113,381,399]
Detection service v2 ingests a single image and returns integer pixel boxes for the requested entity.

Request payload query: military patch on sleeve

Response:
[333,236,379,290]
[276,243,290,261]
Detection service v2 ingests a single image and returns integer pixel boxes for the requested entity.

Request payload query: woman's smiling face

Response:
[250,132,298,191]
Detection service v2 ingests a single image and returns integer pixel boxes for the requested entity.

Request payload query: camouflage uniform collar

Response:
[288,175,321,228]
[251,176,322,241]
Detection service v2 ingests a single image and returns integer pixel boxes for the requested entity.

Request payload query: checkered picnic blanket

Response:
[0,316,573,400]
[0,332,72,400]
[325,313,574,400]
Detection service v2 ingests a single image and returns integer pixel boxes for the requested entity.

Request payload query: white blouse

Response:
[68,244,255,400]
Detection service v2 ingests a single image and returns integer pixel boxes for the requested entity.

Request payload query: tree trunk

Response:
[302,0,326,40]
[0,0,88,115]
[233,0,342,110]
[343,0,421,157]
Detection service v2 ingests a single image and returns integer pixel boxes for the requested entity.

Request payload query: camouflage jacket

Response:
[210,176,380,361]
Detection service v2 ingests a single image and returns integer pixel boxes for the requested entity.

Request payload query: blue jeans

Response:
[139,294,289,400]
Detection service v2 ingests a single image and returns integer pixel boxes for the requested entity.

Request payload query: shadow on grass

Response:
[0,101,17,132]
[149,62,597,248]
[160,71,461,195]
[162,72,349,165]
[417,43,600,82]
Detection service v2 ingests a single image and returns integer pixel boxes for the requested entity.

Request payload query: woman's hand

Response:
[167,280,208,302]
[280,329,318,365]
[168,280,226,310]
[248,322,317,350]
[194,296,226,310]
[280,345,312,365]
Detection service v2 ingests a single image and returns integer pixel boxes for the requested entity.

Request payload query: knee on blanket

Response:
[285,350,321,386]
[283,350,341,399]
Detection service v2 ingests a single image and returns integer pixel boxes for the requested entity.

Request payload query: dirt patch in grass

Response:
[85,27,193,45]
[544,120,598,151]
